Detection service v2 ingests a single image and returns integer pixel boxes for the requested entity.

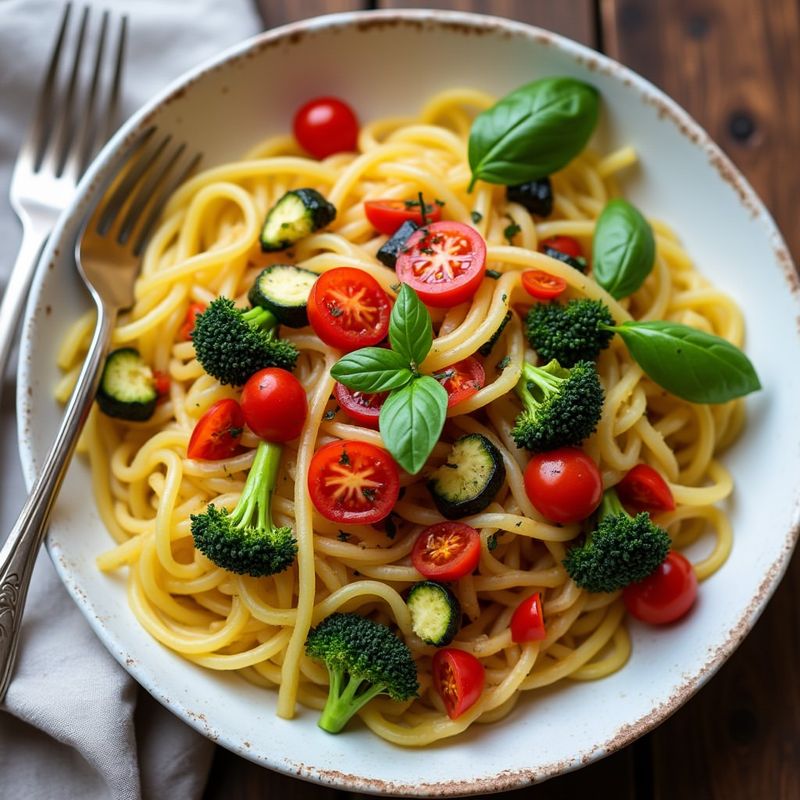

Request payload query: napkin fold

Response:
[0,2,263,798]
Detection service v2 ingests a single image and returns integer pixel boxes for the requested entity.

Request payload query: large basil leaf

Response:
[379,376,447,474]
[468,77,599,189]
[330,347,413,393]
[389,284,432,370]
[592,199,655,299]
[612,321,761,403]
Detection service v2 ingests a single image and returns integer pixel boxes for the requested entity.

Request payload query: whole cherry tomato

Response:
[293,96,359,159]
[432,648,485,719]
[411,522,481,582]
[307,440,399,524]
[437,357,485,408]
[240,368,307,442]
[333,382,387,430]
[521,270,567,300]
[307,267,392,352]
[617,464,676,514]
[623,551,697,625]
[187,398,245,460]
[523,447,603,524]
[364,198,442,236]
[395,221,486,308]
[510,592,547,643]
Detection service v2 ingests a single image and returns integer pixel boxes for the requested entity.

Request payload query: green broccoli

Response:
[190,440,297,576]
[563,487,671,593]
[191,297,298,386]
[305,612,419,734]
[526,298,615,367]
[510,358,604,451]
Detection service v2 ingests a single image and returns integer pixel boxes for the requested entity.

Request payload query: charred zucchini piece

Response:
[428,433,506,520]
[376,219,419,268]
[96,348,158,421]
[260,188,336,252]
[542,245,587,273]
[248,264,318,328]
[407,581,461,646]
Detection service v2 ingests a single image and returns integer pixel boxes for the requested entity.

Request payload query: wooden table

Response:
[206,2,800,797]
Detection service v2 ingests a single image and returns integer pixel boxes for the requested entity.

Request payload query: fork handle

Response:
[0,216,53,389]
[0,298,116,701]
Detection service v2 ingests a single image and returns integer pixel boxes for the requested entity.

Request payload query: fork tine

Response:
[103,16,128,147]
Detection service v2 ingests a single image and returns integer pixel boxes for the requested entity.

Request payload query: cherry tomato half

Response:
[510,592,547,643]
[333,382,387,430]
[153,370,171,398]
[293,96,359,159]
[521,269,567,300]
[617,464,676,514]
[438,357,485,408]
[307,267,392,352]
[395,221,486,308]
[240,368,308,443]
[623,551,697,625]
[411,522,481,581]
[364,199,443,236]
[540,235,583,259]
[308,440,400,524]
[523,447,603,524]
[187,399,245,460]
[181,302,206,341]
[432,648,485,720]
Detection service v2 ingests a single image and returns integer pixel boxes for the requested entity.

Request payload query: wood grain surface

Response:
[204,1,800,797]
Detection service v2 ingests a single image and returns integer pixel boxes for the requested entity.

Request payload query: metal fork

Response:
[0,4,126,394]
[0,128,201,700]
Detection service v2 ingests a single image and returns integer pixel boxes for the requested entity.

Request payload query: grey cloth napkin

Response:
[0,1,262,798]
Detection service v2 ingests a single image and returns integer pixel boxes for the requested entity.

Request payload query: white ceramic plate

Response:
[17,10,800,796]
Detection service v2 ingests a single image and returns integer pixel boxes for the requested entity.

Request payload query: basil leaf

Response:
[468,77,599,190]
[379,376,447,474]
[592,199,655,299]
[389,284,432,369]
[612,321,761,403]
[330,347,413,393]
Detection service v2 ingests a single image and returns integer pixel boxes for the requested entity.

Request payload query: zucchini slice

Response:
[260,188,336,252]
[248,264,318,328]
[428,433,506,520]
[407,581,461,646]
[96,348,158,421]
[376,219,418,268]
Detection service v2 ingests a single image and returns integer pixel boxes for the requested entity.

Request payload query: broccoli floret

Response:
[510,358,603,451]
[190,440,297,576]
[191,297,298,385]
[526,298,615,367]
[563,487,671,593]
[305,612,419,734]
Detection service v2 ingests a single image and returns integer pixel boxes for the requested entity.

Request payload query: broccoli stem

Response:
[515,360,563,412]
[228,440,282,531]
[599,486,626,519]
[242,305,278,333]
[317,667,387,733]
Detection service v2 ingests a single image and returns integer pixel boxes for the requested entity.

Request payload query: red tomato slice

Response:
[432,648,485,720]
[540,235,583,259]
[411,522,481,581]
[437,357,485,408]
[153,370,170,398]
[187,399,245,460]
[523,447,603,524]
[623,551,697,625]
[510,593,547,643]
[333,382,387,430]
[617,464,676,514]
[307,267,392,352]
[521,270,567,300]
[308,440,399,524]
[181,302,206,341]
[240,368,308,443]
[364,199,443,236]
[293,96,359,159]
[395,221,486,308]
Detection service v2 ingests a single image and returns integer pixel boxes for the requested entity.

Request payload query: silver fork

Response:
[0,4,126,394]
[0,128,201,700]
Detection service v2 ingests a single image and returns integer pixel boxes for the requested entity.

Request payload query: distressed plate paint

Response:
[16,10,800,796]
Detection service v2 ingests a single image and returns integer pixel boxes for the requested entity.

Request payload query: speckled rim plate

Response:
[16,9,800,796]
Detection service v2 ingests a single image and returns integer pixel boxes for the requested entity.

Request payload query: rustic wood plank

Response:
[376,0,598,46]
[254,0,368,28]
[601,1,800,797]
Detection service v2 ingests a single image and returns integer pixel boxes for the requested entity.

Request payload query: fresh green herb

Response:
[471,210,483,224]
[484,269,502,280]
[323,407,338,421]
[362,487,378,502]
[388,284,433,370]
[487,533,499,551]
[329,304,344,318]
[496,355,511,371]
[467,77,600,190]
[435,199,445,207]
[479,311,512,356]
[503,220,522,243]
[330,347,413,393]
[339,449,350,466]
[592,199,656,299]
[337,530,351,542]
[417,191,429,226]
